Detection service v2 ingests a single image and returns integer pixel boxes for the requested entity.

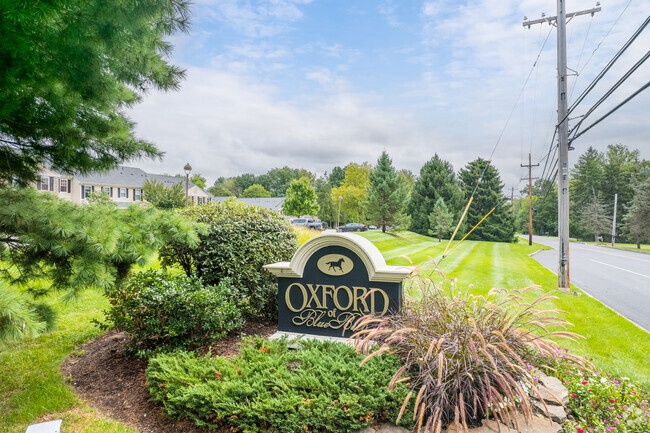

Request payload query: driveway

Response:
[526,236,650,331]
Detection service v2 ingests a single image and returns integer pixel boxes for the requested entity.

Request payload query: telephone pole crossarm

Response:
[522,6,601,28]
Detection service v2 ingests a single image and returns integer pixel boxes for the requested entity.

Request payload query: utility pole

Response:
[523,2,600,290]
[510,186,515,217]
[521,153,539,246]
[611,193,618,247]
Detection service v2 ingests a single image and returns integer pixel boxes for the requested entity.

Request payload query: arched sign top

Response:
[264,233,413,282]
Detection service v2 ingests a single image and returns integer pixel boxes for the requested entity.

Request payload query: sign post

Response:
[265,233,413,339]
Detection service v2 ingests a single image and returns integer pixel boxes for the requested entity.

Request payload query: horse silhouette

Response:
[326,258,345,272]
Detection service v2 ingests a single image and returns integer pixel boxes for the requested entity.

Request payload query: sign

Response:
[264,233,413,338]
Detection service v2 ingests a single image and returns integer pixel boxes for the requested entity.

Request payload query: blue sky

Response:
[129,0,650,193]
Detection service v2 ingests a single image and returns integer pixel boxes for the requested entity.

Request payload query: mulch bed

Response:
[61,322,278,433]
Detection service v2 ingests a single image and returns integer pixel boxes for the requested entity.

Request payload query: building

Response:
[36,166,213,208]
[211,196,285,212]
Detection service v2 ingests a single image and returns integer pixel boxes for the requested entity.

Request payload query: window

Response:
[82,185,93,199]
[134,189,142,201]
[59,179,69,193]
[118,188,128,198]
[103,186,112,197]
[197,196,204,205]
[39,176,50,191]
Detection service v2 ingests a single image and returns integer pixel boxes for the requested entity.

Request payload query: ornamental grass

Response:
[349,269,594,433]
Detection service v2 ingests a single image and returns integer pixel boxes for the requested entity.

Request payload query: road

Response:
[526,236,650,331]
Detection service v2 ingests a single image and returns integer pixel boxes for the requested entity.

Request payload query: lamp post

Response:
[337,196,342,231]
[184,163,192,207]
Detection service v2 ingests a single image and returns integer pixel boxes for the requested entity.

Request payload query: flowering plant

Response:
[558,365,649,433]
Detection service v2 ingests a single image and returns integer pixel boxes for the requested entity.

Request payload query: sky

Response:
[128,0,650,194]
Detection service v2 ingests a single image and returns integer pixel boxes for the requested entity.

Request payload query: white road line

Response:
[590,259,650,279]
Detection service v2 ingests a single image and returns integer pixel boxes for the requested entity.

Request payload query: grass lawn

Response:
[1,231,648,432]
[360,231,650,390]
[579,240,650,253]
[0,289,136,433]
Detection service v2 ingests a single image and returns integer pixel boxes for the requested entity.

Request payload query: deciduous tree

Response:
[190,174,207,189]
[282,177,319,216]
[331,163,371,223]
[240,184,271,198]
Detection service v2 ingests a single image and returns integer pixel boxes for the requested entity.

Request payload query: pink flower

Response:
[610,399,616,403]
[577,429,584,433]
[571,394,577,398]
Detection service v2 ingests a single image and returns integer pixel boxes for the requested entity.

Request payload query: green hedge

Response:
[147,338,415,432]
[103,270,243,356]
[160,199,298,319]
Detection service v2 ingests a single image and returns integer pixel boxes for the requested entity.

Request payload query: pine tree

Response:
[458,158,515,242]
[428,197,453,241]
[624,167,650,248]
[365,152,410,232]
[1,0,190,183]
[143,179,185,209]
[316,180,336,225]
[580,196,611,242]
[407,155,464,235]
[282,177,319,217]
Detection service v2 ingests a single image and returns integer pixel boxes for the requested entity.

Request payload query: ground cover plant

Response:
[359,231,650,389]
[350,271,592,433]
[102,269,243,356]
[160,200,298,319]
[556,365,650,433]
[146,337,414,432]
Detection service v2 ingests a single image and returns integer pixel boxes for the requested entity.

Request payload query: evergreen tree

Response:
[458,158,515,242]
[365,152,410,232]
[143,179,185,209]
[329,166,346,188]
[580,196,611,242]
[1,0,190,183]
[407,155,463,235]
[624,167,650,248]
[282,177,319,216]
[532,179,558,236]
[428,197,454,241]
[240,184,271,198]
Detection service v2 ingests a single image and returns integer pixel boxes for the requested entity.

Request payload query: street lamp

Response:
[337,195,343,231]
[184,163,192,207]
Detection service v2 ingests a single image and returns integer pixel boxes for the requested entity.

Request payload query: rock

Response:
[375,423,411,433]
[533,376,569,406]
[445,414,562,433]
[356,427,376,433]
[533,400,567,424]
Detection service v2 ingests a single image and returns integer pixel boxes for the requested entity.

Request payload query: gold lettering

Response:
[370,288,390,316]
[353,286,370,313]
[334,285,353,310]
[285,283,307,312]
[321,285,335,309]
[306,284,323,309]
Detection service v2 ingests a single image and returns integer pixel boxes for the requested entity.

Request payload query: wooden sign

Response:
[264,233,413,338]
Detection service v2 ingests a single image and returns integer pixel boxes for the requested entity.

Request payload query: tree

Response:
[624,167,650,248]
[262,167,314,196]
[407,155,464,235]
[1,0,190,184]
[232,173,258,196]
[0,188,199,295]
[458,158,515,242]
[329,166,346,188]
[531,179,558,236]
[282,177,319,216]
[315,179,336,225]
[240,184,271,198]
[331,163,371,223]
[208,177,236,197]
[143,179,185,209]
[190,174,207,189]
[365,152,410,232]
[571,147,605,209]
[428,197,454,242]
[580,196,611,242]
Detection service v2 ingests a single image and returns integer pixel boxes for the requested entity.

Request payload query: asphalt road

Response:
[526,236,650,332]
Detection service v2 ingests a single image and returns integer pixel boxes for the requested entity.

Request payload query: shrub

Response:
[103,269,243,356]
[349,273,592,433]
[160,200,298,319]
[147,337,415,432]
[557,365,649,432]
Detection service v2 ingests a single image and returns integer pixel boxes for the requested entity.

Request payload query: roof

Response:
[75,166,213,197]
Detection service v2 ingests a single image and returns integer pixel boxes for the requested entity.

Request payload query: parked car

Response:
[368,225,377,230]
[291,218,326,230]
[338,223,368,232]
